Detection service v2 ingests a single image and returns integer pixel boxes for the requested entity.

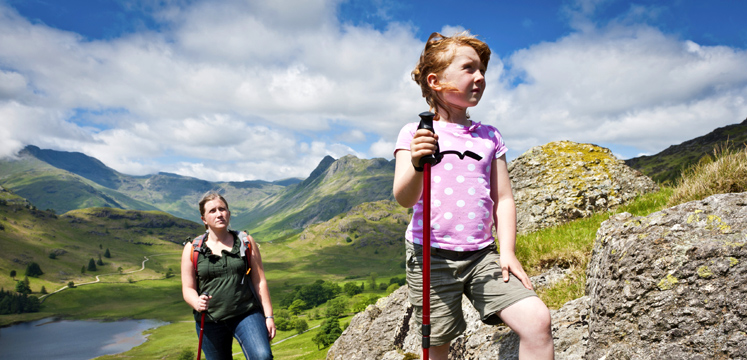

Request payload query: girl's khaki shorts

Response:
[406,241,537,346]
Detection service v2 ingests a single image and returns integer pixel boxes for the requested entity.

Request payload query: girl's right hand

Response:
[410,129,439,168]
[196,294,211,312]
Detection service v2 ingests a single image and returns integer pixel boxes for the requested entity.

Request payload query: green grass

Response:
[518,187,673,309]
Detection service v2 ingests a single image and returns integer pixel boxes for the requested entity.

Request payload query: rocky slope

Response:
[328,192,747,359]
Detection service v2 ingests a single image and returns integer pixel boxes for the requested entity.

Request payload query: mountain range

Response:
[1,117,745,241]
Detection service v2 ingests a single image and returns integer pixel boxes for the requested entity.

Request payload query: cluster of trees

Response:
[279,280,342,313]
[312,316,343,350]
[0,288,40,314]
[274,309,309,334]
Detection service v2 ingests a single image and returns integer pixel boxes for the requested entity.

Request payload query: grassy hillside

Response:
[0,187,201,323]
[259,200,409,296]
[0,148,298,224]
[625,118,747,184]
[0,155,161,214]
[236,155,396,241]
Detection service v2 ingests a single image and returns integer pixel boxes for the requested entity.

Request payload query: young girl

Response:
[393,32,554,359]
[181,192,275,360]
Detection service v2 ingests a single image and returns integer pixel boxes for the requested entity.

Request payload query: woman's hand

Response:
[196,293,211,312]
[499,252,533,290]
[266,317,276,340]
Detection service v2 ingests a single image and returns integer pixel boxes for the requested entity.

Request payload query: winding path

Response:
[39,254,166,302]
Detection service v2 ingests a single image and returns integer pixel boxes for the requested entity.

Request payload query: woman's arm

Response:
[248,234,276,340]
[491,154,533,290]
[181,243,210,311]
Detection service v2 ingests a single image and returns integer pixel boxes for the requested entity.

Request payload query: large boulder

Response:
[326,267,584,360]
[585,192,747,359]
[509,141,658,234]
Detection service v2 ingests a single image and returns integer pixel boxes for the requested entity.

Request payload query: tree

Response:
[81,266,86,274]
[97,254,104,266]
[68,281,75,288]
[274,317,292,331]
[87,258,97,271]
[48,252,57,259]
[312,317,343,349]
[368,272,378,289]
[15,280,31,295]
[25,262,43,277]
[10,270,16,279]
[104,248,111,258]
[40,286,47,295]
[293,318,309,334]
[325,297,348,318]
[288,299,307,315]
[343,282,362,297]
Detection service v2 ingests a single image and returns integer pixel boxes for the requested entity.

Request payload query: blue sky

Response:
[1,0,746,181]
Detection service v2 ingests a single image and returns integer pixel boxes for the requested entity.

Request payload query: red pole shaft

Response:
[196,312,206,360]
[422,162,431,360]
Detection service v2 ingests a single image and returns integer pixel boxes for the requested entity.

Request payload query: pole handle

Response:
[417,111,439,167]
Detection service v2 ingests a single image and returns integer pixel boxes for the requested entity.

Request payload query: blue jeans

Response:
[196,309,273,360]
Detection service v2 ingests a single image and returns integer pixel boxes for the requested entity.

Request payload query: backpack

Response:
[191,229,253,284]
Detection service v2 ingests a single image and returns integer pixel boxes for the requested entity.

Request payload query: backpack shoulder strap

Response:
[191,232,208,274]
[236,230,252,275]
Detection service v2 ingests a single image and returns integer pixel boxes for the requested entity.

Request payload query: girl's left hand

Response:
[266,318,276,340]
[500,252,533,290]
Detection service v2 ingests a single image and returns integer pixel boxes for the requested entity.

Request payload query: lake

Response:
[0,318,167,360]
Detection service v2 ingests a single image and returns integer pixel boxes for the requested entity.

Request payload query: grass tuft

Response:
[668,144,747,207]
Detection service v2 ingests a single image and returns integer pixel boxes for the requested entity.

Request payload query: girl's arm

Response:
[181,243,210,311]
[248,234,276,340]
[393,129,439,208]
[491,154,533,290]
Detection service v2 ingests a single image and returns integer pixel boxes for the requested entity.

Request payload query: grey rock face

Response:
[585,192,747,359]
[327,268,582,360]
[509,141,659,234]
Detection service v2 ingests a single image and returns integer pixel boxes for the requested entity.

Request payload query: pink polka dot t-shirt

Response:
[395,120,507,252]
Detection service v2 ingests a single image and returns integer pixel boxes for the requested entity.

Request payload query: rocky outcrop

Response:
[585,192,747,359]
[328,192,747,359]
[327,267,580,360]
[509,141,658,234]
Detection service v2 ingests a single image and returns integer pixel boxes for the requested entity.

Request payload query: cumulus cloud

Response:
[0,0,745,182]
[479,23,747,157]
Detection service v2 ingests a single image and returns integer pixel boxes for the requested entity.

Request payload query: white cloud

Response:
[480,23,747,157]
[1,0,746,182]
[368,138,395,159]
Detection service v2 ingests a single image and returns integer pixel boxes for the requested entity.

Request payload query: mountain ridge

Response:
[625,117,747,183]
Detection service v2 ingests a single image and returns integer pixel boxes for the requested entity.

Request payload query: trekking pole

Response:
[196,291,209,360]
[417,111,438,360]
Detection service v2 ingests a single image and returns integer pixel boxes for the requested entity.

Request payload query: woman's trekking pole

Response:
[417,111,438,360]
[196,291,209,360]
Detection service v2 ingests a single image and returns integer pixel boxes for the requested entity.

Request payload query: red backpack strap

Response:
[191,233,208,274]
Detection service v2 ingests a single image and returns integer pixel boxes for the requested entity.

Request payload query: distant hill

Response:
[625,118,747,184]
[232,155,396,240]
[0,146,396,242]
[0,146,302,224]
[0,185,201,293]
